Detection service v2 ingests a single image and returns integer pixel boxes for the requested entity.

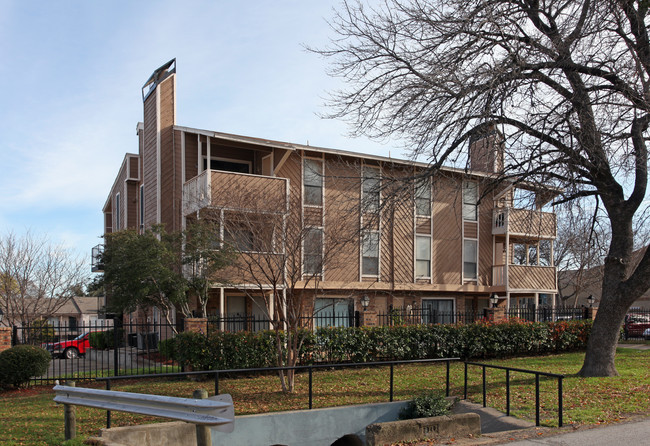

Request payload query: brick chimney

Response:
[468,124,504,174]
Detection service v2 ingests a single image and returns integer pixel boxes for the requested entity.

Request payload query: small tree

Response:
[102,227,189,329]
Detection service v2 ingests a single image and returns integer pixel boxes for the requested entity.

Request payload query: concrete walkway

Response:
[453,400,535,434]
[502,418,650,445]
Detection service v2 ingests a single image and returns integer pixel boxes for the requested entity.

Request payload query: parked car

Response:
[643,327,650,341]
[624,314,650,339]
[43,332,92,359]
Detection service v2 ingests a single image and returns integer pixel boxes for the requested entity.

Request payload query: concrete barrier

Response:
[365,412,481,446]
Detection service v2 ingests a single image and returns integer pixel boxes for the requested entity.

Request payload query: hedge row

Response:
[161,319,592,371]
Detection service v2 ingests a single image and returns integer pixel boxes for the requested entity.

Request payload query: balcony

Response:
[183,170,289,216]
[507,265,556,291]
[493,208,556,238]
[91,244,104,273]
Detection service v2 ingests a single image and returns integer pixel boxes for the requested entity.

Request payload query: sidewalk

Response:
[501,417,650,445]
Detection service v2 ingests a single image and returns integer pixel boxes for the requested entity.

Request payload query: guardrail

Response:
[54,384,234,445]
[464,362,564,427]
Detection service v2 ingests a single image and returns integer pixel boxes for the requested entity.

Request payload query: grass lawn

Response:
[0,348,648,445]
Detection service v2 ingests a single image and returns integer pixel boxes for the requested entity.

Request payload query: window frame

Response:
[362,165,381,213]
[415,235,432,278]
[463,181,478,221]
[303,158,323,206]
[463,239,478,281]
[303,227,324,276]
[115,193,121,231]
[415,177,432,216]
[361,231,380,277]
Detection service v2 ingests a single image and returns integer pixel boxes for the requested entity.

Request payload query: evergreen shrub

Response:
[0,345,51,389]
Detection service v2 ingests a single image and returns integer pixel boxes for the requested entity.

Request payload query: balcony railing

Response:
[493,208,556,238]
[91,244,104,272]
[508,264,556,291]
[183,170,289,216]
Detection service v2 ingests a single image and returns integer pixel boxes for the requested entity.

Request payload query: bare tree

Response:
[0,231,87,327]
[316,0,650,376]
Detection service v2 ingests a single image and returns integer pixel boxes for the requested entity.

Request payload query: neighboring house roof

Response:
[558,246,650,309]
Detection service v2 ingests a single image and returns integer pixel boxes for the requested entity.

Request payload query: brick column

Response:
[484,308,506,322]
[184,318,208,334]
[584,307,598,320]
[360,311,378,327]
[0,327,12,353]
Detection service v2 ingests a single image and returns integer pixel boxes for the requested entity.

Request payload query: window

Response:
[139,185,144,231]
[362,166,380,212]
[463,239,478,280]
[528,244,538,265]
[415,178,431,216]
[115,193,121,231]
[539,240,552,266]
[314,298,353,328]
[362,231,380,276]
[303,228,323,275]
[203,158,251,173]
[463,181,478,221]
[421,299,454,324]
[416,235,431,278]
[224,224,254,251]
[512,243,527,265]
[304,158,323,206]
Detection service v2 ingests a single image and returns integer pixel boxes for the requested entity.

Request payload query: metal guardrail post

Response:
[193,389,211,446]
[214,372,220,395]
[64,381,76,440]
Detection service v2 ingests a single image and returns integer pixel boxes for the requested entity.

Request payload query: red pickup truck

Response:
[43,332,91,359]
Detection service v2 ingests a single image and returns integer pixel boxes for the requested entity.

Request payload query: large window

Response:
[304,158,323,206]
[539,240,552,266]
[224,223,254,252]
[415,235,431,278]
[415,178,431,216]
[463,239,478,280]
[463,181,478,221]
[362,231,380,276]
[362,166,380,212]
[303,228,323,275]
[203,158,251,173]
[314,298,353,328]
[421,299,454,324]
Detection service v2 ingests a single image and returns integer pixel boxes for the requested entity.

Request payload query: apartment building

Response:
[96,60,558,326]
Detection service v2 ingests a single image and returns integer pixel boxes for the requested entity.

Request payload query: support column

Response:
[0,327,12,353]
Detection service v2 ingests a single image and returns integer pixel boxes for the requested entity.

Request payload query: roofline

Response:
[172,125,499,179]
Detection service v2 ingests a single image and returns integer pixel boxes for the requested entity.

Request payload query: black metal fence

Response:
[11,320,179,384]
[507,306,586,322]
[378,308,481,326]
[207,311,361,334]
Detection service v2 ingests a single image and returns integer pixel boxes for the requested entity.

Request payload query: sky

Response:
[0,0,395,273]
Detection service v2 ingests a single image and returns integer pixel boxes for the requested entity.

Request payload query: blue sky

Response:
[0,1,394,271]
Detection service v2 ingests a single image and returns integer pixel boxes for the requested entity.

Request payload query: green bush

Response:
[158,338,176,361]
[398,391,452,420]
[89,329,126,350]
[0,345,51,389]
[163,319,592,371]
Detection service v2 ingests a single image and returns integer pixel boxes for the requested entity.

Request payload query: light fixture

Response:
[361,295,370,311]
[586,295,594,308]
[490,293,499,308]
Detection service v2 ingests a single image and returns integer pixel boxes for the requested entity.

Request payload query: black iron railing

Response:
[96,357,459,428]
[464,361,564,427]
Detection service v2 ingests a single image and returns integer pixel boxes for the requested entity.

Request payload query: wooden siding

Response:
[478,197,494,287]
[128,156,139,180]
[126,182,138,229]
[142,87,158,228]
[432,178,462,285]
[508,265,556,291]
[210,171,288,213]
[304,207,322,227]
[324,159,361,282]
[415,217,431,235]
[184,132,199,182]
[159,77,179,232]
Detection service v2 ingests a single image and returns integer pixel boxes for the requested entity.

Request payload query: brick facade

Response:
[0,327,12,353]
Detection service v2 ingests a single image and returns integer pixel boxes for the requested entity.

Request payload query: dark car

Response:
[43,332,91,359]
